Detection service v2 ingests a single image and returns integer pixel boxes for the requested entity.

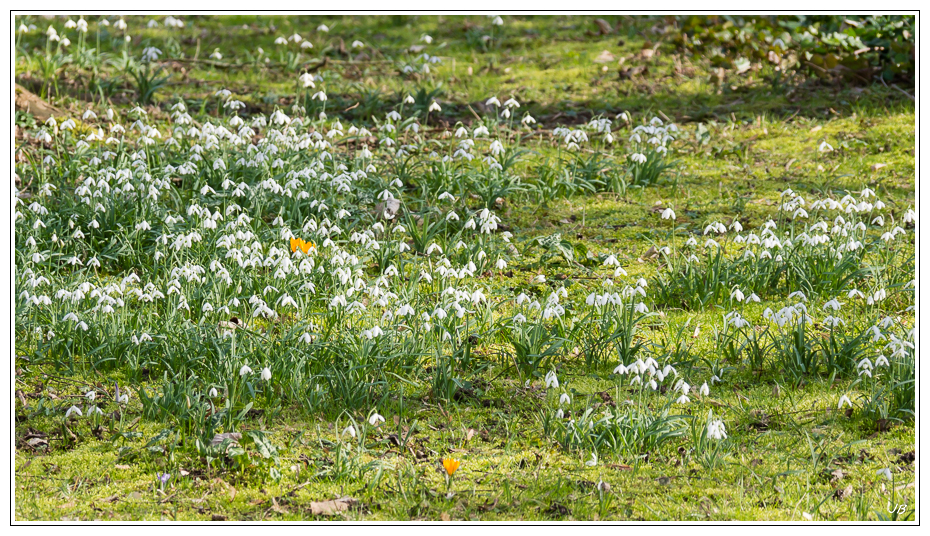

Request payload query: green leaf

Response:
[244,430,278,459]
[145,428,172,448]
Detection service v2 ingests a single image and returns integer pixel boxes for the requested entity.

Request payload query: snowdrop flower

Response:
[65,405,83,418]
[486,96,501,107]
[585,452,598,467]
[630,153,647,164]
[730,287,744,302]
[838,395,852,409]
[369,412,385,426]
[239,365,253,376]
[699,382,709,396]
[428,101,441,112]
[559,393,570,406]
[260,367,272,381]
[545,371,559,389]
[208,387,218,397]
[299,73,315,88]
[661,208,676,220]
[876,468,892,481]
[342,425,356,438]
[707,419,727,440]
[85,391,96,401]
[819,141,833,153]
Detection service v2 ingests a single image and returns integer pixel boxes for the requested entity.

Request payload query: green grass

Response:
[14,14,914,521]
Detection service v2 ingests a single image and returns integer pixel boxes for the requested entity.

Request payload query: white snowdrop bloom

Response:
[239,365,253,376]
[545,371,559,388]
[661,208,676,220]
[369,412,385,426]
[707,419,727,440]
[838,395,852,409]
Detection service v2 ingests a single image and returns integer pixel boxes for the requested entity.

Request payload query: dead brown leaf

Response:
[271,496,289,514]
[833,484,854,501]
[310,497,358,516]
[638,246,659,263]
[594,50,615,64]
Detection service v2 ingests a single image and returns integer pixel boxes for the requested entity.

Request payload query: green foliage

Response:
[674,15,915,83]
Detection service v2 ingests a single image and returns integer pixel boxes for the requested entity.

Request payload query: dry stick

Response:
[466,104,483,123]
[879,77,915,101]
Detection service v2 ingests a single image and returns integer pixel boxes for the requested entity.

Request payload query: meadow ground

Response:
[13,15,915,521]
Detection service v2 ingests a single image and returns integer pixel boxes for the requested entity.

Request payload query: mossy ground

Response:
[14,15,915,521]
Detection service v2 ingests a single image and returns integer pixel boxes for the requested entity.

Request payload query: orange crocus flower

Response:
[442,458,461,476]
[290,237,315,255]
